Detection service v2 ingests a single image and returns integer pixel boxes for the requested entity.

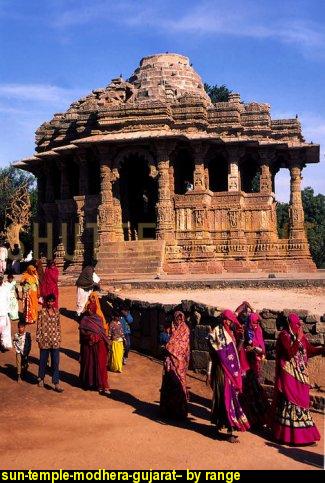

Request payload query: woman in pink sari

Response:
[240,312,269,428]
[207,310,250,443]
[160,311,190,420]
[41,260,59,309]
[271,313,324,446]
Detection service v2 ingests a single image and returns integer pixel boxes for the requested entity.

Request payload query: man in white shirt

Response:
[0,243,8,273]
[0,273,12,349]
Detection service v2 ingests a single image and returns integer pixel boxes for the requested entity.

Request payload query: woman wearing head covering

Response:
[160,311,190,420]
[207,310,250,443]
[75,264,100,317]
[20,265,40,324]
[85,291,108,335]
[108,312,125,373]
[271,312,324,446]
[41,260,59,309]
[79,301,110,395]
[240,312,269,428]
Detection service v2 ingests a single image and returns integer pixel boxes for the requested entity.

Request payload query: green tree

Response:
[204,83,232,103]
[276,201,289,239]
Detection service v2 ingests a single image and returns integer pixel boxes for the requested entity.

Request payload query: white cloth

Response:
[0,315,12,349]
[13,332,26,354]
[0,284,10,316]
[0,247,8,261]
[24,251,33,262]
[93,272,100,284]
[76,287,91,316]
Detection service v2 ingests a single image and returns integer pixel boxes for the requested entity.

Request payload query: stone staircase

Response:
[96,240,165,279]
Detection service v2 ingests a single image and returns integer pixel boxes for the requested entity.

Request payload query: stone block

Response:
[260,319,277,330]
[315,322,325,334]
[193,325,210,351]
[261,327,277,339]
[191,350,210,371]
[260,360,276,384]
[282,309,309,319]
[305,315,319,324]
[265,339,276,360]
[305,333,324,345]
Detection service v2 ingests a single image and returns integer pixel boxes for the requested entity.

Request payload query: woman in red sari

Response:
[271,313,324,446]
[41,260,59,309]
[79,301,110,395]
[160,311,190,420]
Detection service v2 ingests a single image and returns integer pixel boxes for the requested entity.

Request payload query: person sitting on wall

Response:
[184,180,193,192]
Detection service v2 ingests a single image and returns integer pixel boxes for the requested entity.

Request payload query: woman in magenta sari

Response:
[240,312,269,428]
[271,312,324,446]
[79,301,110,395]
[160,311,190,420]
[41,260,59,309]
[207,310,250,443]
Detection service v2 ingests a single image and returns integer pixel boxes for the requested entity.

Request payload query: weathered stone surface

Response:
[305,314,319,324]
[265,340,276,360]
[193,325,210,351]
[315,321,325,334]
[191,350,210,371]
[260,360,276,384]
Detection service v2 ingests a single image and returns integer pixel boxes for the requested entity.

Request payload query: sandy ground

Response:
[0,286,324,470]
[117,287,325,315]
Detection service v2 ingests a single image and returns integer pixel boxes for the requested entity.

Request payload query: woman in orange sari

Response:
[85,291,108,335]
[20,265,40,324]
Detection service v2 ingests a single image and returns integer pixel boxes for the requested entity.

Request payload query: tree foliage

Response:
[204,83,232,103]
[276,187,325,268]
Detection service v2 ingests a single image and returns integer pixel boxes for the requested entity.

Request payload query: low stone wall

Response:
[100,293,325,408]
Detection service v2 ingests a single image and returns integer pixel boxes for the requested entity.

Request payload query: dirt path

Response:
[0,286,323,470]
[118,287,325,315]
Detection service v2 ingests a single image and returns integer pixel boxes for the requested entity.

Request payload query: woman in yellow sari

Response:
[85,291,108,335]
[20,265,40,324]
[108,312,125,373]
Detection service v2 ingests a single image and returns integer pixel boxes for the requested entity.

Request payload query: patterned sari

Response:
[208,311,250,432]
[160,311,190,420]
[271,313,322,445]
[20,265,39,324]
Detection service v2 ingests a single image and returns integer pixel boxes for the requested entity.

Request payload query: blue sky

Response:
[0,0,324,201]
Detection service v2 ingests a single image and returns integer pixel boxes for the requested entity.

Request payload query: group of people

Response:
[0,242,30,275]
[160,302,324,447]
[1,253,323,448]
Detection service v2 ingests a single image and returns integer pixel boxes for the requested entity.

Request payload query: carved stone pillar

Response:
[54,236,66,274]
[156,143,174,241]
[97,149,115,249]
[288,155,306,241]
[258,150,274,194]
[72,196,85,269]
[193,143,209,191]
[227,146,243,191]
[57,160,70,199]
[76,152,88,196]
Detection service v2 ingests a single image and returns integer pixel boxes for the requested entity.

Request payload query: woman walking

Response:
[160,311,190,420]
[79,301,110,395]
[20,265,39,324]
[271,312,324,446]
[240,312,269,428]
[207,310,250,443]
[41,260,59,309]
[6,273,20,321]
[108,312,125,373]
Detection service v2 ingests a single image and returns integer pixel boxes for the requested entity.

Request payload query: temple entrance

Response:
[119,153,157,240]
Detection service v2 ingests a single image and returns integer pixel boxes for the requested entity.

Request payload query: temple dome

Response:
[128,53,211,103]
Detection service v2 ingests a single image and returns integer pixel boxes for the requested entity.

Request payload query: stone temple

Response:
[15,53,319,276]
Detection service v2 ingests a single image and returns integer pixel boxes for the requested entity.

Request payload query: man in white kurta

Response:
[0,273,12,349]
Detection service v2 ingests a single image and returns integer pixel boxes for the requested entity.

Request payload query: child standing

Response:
[13,321,31,382]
